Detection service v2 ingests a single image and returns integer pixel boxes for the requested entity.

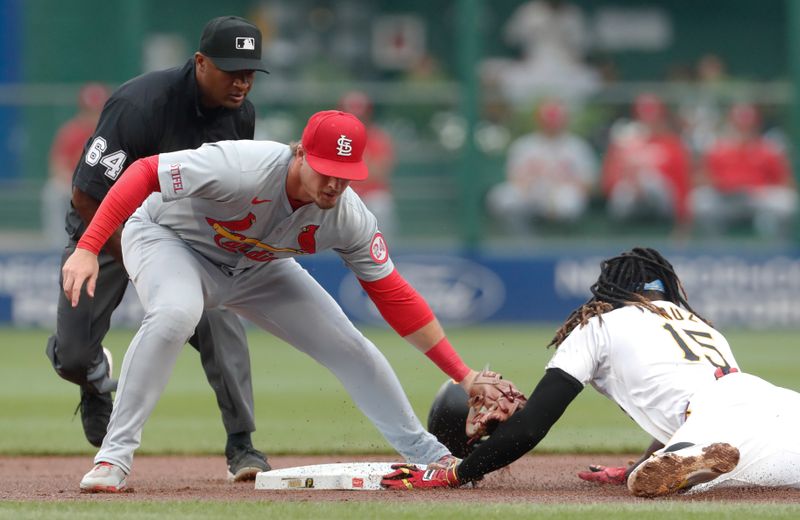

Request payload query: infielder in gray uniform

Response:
[46,16,270,482]
[63,110,523,493]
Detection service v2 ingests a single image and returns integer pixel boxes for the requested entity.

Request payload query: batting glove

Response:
[381,461,461,490]
[577,465,627,485]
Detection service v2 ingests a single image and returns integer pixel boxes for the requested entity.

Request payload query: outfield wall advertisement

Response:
[1,250,799,329]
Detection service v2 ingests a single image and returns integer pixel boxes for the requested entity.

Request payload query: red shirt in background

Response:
[601,133,692,222]
[704,138,792,193]
[49,117,97,185]
[350,126,395,197]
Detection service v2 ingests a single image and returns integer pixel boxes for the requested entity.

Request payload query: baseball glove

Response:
[465,369,527,442]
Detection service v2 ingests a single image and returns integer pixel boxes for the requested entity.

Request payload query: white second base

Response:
[254,462,423,491]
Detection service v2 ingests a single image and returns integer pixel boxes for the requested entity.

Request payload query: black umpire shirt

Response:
[66,58,256,241]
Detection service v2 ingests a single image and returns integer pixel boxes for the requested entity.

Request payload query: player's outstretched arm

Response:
[359,269,471,379]
[382,368,583,490]
[359,270,526,428]
[455,368,582,483]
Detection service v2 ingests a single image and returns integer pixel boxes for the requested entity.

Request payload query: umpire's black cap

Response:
[199,16,269,73]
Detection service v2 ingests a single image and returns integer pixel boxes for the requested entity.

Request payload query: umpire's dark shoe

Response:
[226,446,270,482]
[77,387,113,447]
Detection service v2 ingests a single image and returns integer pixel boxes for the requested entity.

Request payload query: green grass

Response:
[1,325,797,456]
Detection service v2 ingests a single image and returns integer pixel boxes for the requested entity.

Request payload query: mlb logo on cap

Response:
[198,16,269,73]
[236,37,255,50]
[302,111,369,181]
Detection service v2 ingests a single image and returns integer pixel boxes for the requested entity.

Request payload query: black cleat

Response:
[76,387,113,447]
[226,445,271,482]
[75,347,114,447]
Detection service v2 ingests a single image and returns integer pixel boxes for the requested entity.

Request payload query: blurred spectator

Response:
[403,52,448,85]
[690,103,797,240]
[678,53,734,156]
[339,90,397,238]
[601,93,692,234]
[482,0,599,104]
[486,99,598,234]
[41,83,109,247]
[696,53,729,86]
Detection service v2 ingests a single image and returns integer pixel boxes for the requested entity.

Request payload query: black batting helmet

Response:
[427,380,474,459]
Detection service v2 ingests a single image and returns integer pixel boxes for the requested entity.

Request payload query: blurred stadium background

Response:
[0,0,799,330]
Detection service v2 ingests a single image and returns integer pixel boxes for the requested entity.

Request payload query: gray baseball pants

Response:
[95,217,448,473]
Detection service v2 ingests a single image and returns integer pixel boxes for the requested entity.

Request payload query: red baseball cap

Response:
[301,110,368,181]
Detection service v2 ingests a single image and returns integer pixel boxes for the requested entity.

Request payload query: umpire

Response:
[45,15,270,481]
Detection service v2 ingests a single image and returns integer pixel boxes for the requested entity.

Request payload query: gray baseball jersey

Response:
[96,139,449,473]
[140,140,393,279]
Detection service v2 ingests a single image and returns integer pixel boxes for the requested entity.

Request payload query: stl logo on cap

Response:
[336,135,353,157]
[302,110,368,181]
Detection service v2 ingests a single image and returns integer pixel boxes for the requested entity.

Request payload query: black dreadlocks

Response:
[549,247,710,348]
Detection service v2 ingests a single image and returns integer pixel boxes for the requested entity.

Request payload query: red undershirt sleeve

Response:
[359,268,435,337]
[77,155,161,254]
[359,269,470,381]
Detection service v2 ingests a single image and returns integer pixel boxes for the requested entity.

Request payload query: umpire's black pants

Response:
[45,240,256,435]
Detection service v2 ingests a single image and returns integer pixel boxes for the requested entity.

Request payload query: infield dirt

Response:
[2,454,799,503]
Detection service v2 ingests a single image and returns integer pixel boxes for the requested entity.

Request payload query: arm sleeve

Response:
[359,268,434,337]
[456,368,583,483]
[361,268,469,381]
[76,155,160,254]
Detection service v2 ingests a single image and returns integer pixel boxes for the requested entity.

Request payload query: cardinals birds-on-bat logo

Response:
[296,225,320,254]
[205,213,320,261]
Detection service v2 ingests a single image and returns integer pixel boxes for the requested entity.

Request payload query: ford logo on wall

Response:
[339,256,506,325]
